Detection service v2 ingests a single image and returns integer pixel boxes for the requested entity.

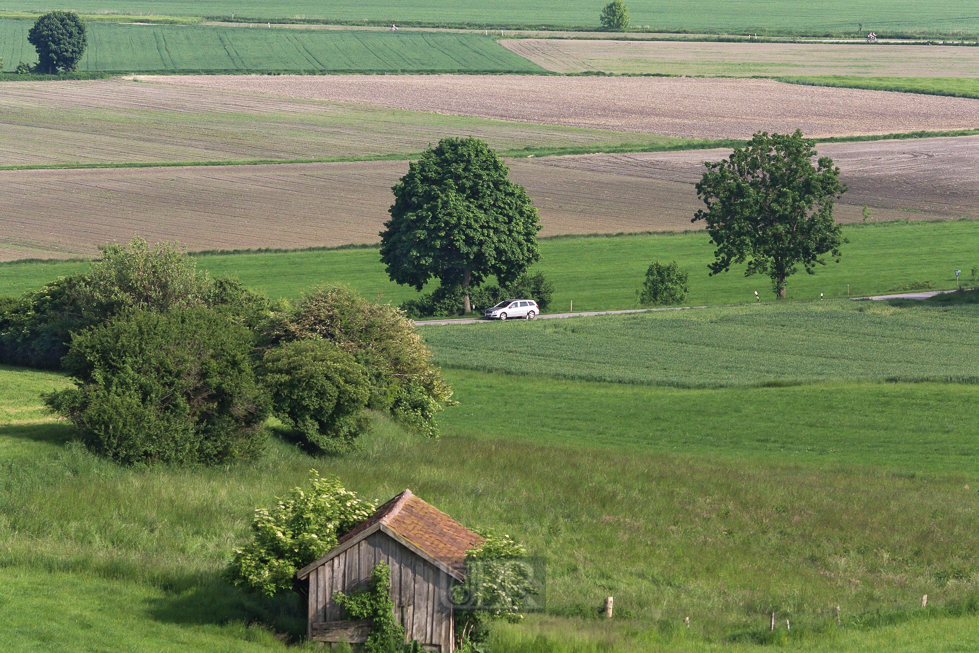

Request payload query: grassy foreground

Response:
[2,220,976,310]
[3,364,979,651]
[0,20,542,73]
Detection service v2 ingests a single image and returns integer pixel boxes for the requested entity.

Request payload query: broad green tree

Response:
[693,130,847,298]
[28,11,87,74]
[380,137,541,314]
[600,0,631,30]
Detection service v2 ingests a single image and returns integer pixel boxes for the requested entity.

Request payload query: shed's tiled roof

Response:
[337,489,484,576]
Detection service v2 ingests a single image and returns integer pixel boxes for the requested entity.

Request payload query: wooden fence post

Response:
[604,596,613,619]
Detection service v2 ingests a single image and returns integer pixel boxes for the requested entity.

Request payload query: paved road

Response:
[414,305,708,326]
[413,289,960,326]
[860,289,957,301]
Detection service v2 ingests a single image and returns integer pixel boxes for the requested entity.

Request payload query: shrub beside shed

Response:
[297,489,483,652]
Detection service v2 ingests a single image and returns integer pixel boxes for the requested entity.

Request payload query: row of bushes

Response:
[1,239,452,465]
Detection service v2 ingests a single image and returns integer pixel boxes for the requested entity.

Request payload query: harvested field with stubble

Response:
[144,74,979,140]
[2,136,975,261]
[501,39,979,76]
[0,79,690,167]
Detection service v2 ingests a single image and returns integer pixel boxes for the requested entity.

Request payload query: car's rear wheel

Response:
[527,311,536,320]
[499,313,507,320]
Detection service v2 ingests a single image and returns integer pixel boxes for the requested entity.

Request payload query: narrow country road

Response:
[412,290,960,326]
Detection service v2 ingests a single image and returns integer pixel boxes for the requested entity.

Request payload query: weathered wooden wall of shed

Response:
[308,531,454,651]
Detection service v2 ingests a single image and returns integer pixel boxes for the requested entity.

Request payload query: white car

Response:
[484,299,539,320]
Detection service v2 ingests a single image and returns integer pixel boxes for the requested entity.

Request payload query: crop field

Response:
[0,78,699,167]
[2,220,976,311]
[146,74,979,140]
[4,0,979,36]
[3,135,976,261]
[0,19,542,73]
[784,75,979,100]
[423,301,979,387]
[502,39,979,76]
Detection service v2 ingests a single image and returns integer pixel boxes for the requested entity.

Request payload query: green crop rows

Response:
[4,0,979,36]
[0,19,543,73]
[782,76,979,100]
[422,300,979,387]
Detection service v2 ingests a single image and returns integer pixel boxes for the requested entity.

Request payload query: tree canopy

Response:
[600,0,631,30]
[28,11,87,74]
[379,137,541,314]
[693,130,847,298]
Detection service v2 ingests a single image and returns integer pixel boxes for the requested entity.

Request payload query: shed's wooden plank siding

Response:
[307,531,456,651]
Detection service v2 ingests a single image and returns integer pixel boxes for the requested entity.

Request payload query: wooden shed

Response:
[297,489,483,652]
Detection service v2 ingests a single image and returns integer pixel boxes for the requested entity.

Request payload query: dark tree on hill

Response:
[693,130,847,298]
[28,11,87,74]
[379,137,541,314]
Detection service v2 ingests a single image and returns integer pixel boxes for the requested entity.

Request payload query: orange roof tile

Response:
[335,489,484,577]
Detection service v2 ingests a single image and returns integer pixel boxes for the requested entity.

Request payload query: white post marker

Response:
[956,270,961,288]
[754,291,760,302]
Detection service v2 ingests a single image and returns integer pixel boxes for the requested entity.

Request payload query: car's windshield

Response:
[491,301,513,309]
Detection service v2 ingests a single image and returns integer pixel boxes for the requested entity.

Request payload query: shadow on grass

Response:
[0,421,73,447]
[145,570,308,642]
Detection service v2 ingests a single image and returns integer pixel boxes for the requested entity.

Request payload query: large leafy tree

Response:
[380,137,541,314]
[28,11,87,74]
[693,130,847,298]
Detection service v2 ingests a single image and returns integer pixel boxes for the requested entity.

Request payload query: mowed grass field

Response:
[423,301,979,387]
[0,20,542,73]
[2,220,975,309]
[502,40,979,76]
[3,0,979,35]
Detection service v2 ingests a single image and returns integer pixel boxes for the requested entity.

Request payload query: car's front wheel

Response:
[527,311,536,320]
[499,313,507,320]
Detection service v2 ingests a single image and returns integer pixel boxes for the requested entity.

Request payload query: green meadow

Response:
[2,220,975,310]
[4,291,979,650]
[783,76,979,99]
[0,19,542,73]
[3,0,979,36]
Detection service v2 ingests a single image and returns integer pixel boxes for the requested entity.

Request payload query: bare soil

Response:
[0,79,678,167]
[501,39,979,76]
[2,137,975,261]
[140,74,979,140]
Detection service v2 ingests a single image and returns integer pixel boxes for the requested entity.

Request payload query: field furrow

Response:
[143,74,979,139]
[1,137,975,261]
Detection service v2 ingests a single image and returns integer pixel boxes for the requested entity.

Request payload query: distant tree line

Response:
[0,238,452,465]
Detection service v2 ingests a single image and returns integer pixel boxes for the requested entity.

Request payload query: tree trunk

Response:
[776,276,787,299]
[462,268,472,314]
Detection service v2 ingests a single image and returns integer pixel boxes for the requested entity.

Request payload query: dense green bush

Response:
[0,238,272,369]
[262,286,453,436]
[599,0,630,29]
[225,472,377,597]
[45,308,268,465]
[259,339,372,453]
[638,260,689,306]
[334,563,407,653]
[400,272,554,318]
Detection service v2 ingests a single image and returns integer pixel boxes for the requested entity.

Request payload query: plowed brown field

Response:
[501,40,979,76]
[0,79,683,167]
[2,137,975,261]
[142,74,979,140]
